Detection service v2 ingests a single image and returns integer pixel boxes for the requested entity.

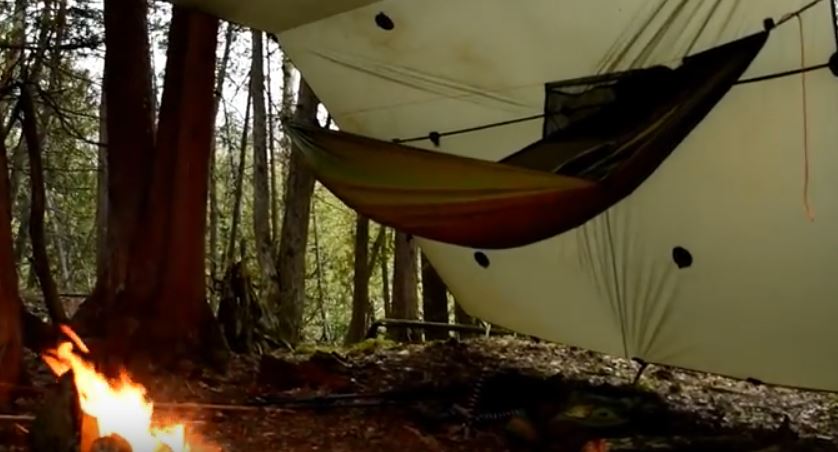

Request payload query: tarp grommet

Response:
[474,252,490,268]
[375,12,395,30]
[672,246,693,269]
[829,52,838,77]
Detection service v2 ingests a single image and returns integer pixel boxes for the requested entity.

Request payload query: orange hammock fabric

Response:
[287,31,767,249]
[289,125,604,248]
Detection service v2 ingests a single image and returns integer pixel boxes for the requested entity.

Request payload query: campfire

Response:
[39,325,199,452]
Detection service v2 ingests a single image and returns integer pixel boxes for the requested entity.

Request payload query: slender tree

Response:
[223,92,251,269]
[208,23,235,284]
[275,80,318,345]
[345,215,370,343]
[19,84,66,324]
[421,253,449,340]
[390,232,418,341]
[0,129,23,407]
[250,29,277,292]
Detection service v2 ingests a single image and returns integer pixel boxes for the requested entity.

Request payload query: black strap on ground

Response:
[365,319,512,339]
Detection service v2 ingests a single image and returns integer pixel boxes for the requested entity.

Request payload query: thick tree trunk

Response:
[119,5,226,367]
[250,29,277,291]
[84,0,156,317]
[274,80,318,345]
[390,232,418,341]
[76,2,229,371]
[345,214,370,344]
[19,85,67,325]
[0,129,22,408]
[421,253,449,340]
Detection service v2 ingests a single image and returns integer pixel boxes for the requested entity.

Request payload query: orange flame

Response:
[42,325,192,452]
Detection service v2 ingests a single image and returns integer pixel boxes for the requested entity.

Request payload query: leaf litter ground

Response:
[3,336,838,451]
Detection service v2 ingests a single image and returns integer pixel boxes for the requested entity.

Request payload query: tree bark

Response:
[75,2,229,371]
[345,214,370,344]
[0,125,23,408]
[390,232,418,341]
[274,79,318,345]
[421,253,449,340]
[86,0,156,315]
[249,29,277,291]
[19,84,66,325]
[121,5,226,367]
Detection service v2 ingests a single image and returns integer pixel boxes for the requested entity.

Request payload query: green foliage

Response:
[1,3,400,345]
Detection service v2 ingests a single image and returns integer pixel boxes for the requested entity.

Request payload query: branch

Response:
[34,85,104,147]
[0,37,103,51]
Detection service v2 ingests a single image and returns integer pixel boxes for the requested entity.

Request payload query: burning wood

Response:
[35,325,201,452]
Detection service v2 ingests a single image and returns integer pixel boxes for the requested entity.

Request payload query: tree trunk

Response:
[274,79,318,345]
[83,0,156,316]
[45,195,70,287]
[390,232,418,342]
[75,2,229,371]
[209,23,235,284]
[208,23,234,285]
[19,84,67,325]
[0,126,23,408]
[223,92,250,269]
[12,193,29,265]
[310,205,330,342]
[278,54,295,184]
[380,229,391,318]
[0,0,26,135]
[265,44,280,243]
[345,214,369,344]
[95,84,108,282]
[249,29,277,291]
[421,253,449,340]
[365,224,386,322]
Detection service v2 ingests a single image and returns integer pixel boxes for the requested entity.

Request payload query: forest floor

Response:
[3,331,838,451]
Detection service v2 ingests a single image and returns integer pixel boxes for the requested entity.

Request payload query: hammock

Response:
[288,31,767,249]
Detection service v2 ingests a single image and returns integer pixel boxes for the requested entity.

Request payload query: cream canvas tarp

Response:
[171,0,838,391]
